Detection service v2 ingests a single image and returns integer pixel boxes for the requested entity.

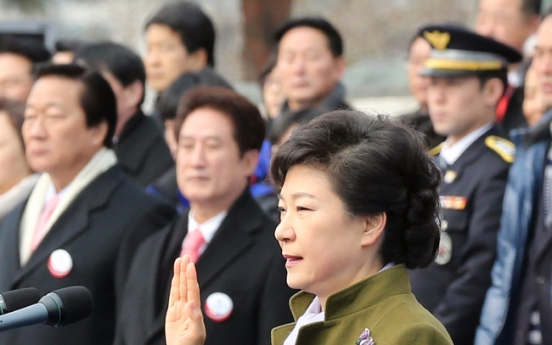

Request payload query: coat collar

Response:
[117,110,145,142]
[0,166,124,289]
[292,264,410,320]
[272,265,411,344]
[512,109,552,148]
[447,126,498,170]
[280,82,350,114]
[194,188,266,287]
[437,126,499,192]
[115,111,168,174]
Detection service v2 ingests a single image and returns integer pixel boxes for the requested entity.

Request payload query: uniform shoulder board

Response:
[485,136,515,163]
[429,143,443,156]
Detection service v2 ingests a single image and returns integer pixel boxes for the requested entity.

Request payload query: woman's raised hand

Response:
[166,255,206,345]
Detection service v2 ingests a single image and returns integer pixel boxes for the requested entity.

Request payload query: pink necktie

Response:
[31,195,61,252]
[181,228,206,263]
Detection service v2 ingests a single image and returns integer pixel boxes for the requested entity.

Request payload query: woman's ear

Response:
[361,213,386,247]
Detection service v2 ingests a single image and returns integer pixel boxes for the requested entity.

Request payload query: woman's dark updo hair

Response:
[270,110,441,269]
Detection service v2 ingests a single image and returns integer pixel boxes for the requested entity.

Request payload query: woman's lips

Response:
[283,254,303,267]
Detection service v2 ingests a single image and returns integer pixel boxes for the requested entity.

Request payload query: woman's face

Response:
[263,70,285,119]
[0,112,30,194]
[407,37,431,108]
[275,165,380,301]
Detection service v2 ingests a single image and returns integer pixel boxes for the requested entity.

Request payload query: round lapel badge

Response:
[204,292,233,322]
[48,249,73,279]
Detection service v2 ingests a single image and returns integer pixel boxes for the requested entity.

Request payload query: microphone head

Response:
[39,286,93,327]
[0,287,40,314]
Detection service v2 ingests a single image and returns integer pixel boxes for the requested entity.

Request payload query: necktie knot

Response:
[181,228,206,263]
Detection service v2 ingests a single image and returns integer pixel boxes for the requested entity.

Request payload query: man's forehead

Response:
[35,75,82,88]
[0,53,33,68]
[479,0,521,11]
[28,77,83,102]
[280,27,330,48]
[179,133,224,141]
[146,24,182,41]
[182,110,234,130]
[430,75,475,83]
[538,17,552,37]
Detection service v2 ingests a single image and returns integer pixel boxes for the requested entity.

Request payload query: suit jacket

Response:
[272,265,452,345]
[115,111,174,187]
[0,166,175,345]
[115,189,295,345]
[409,126,512,345]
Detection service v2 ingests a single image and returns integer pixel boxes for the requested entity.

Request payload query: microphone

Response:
[0,286,93,332]
[0,288,40,315]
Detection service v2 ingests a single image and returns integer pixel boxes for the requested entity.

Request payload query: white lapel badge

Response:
[48,249,73,279]
[204,292,233,322]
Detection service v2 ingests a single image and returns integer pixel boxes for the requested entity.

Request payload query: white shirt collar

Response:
[187,210,228,245]
[44,181,71,203]
[440,123,493,166]
[283,296,325,345]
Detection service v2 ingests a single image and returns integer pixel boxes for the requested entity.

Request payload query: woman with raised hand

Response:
[167,111,453,345]
[166,255,206,345]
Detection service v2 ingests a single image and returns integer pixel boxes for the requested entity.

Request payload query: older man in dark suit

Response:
[0,64,175,345]
[274,17,350,115]
[115,86,295,345]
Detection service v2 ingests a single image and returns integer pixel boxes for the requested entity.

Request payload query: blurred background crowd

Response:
[4,0,550,112]
[1,0,552,345]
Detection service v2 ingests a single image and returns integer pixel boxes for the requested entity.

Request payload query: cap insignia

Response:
[423,30,450,51]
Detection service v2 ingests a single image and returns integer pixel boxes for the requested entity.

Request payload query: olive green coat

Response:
[272,265,453,345]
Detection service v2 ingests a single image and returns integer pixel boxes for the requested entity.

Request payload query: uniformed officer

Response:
[408,24,521,345]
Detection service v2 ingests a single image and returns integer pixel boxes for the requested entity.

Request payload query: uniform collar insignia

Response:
[355,328,375,345]
[443,170,457,183]
[423,30,451,50]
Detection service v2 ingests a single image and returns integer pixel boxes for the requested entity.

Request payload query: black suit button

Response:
[537,276,546,285]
